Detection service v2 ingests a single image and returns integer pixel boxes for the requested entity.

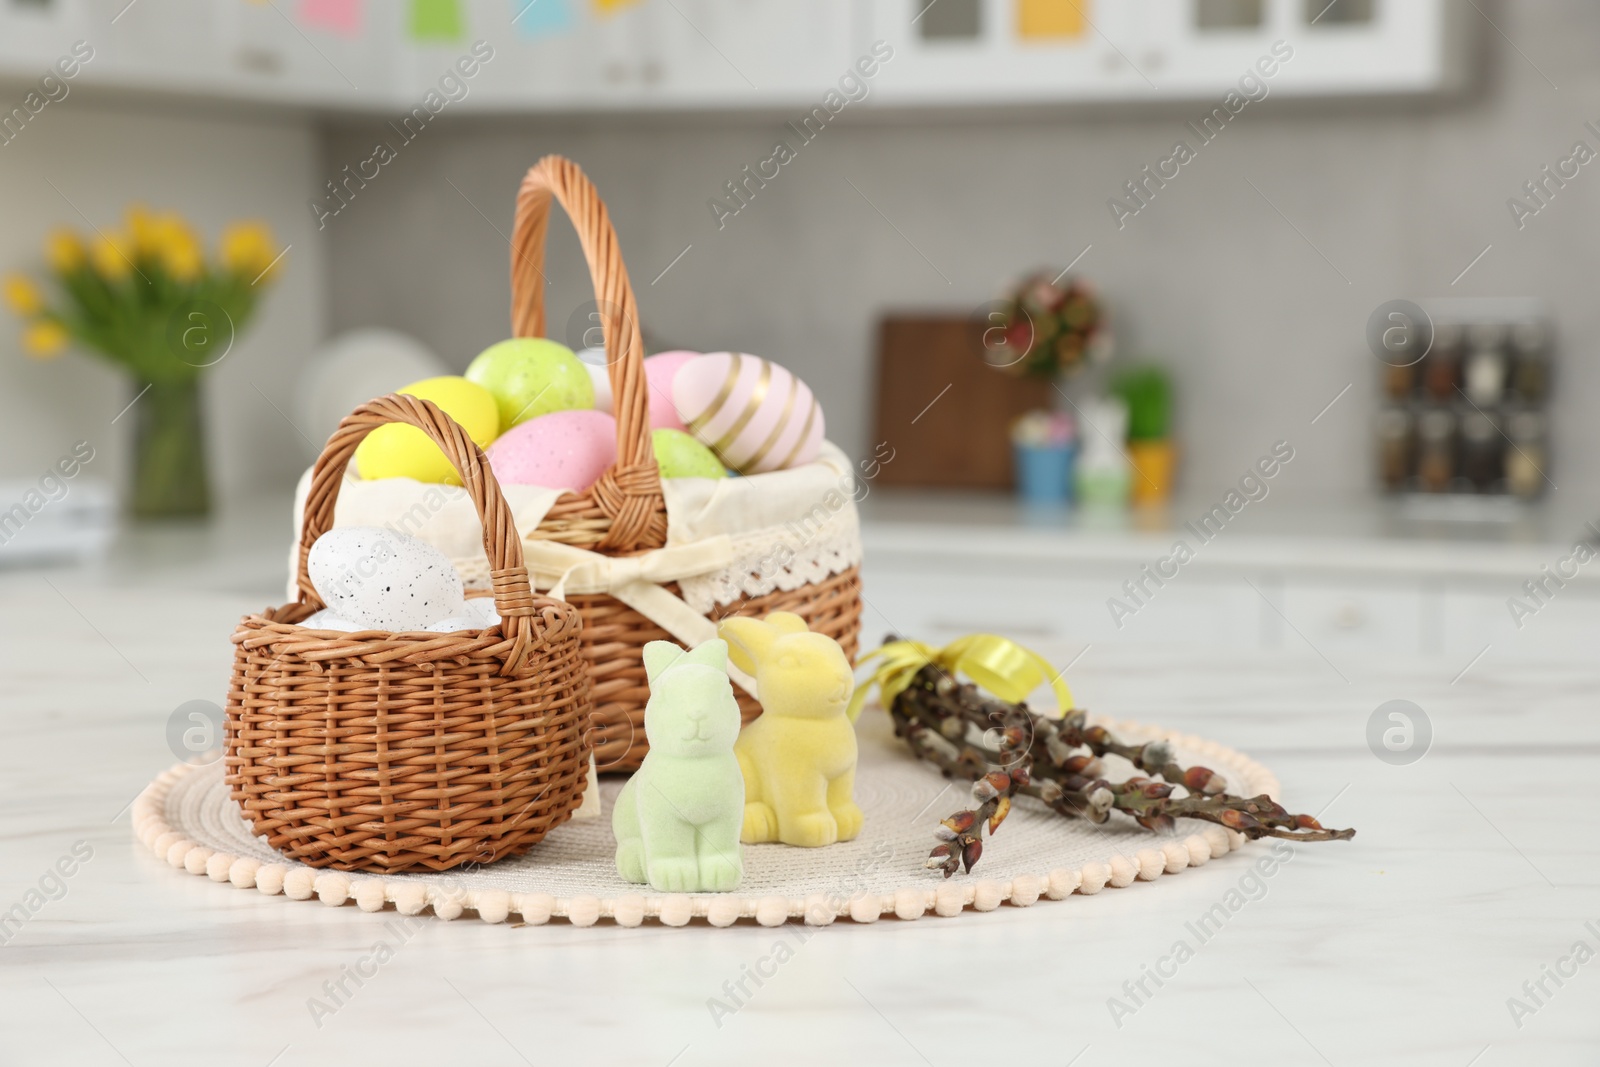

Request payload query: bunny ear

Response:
[643,641,687,685]
[763,611,810,636]
[717,616,776,676]
[683,639,728,672]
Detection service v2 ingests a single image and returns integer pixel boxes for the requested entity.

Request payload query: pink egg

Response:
[644,351,699,431]
[487,409,617,493]
[672,352,825,475]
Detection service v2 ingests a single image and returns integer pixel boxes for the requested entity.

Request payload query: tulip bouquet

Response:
[4,208,281,517]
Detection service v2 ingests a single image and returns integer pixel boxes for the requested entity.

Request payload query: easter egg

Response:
[298,608,364,632]
[353,376,498,486]
[488,409,617,493]
[581,349,695,429]
[425,615,480,633]
[652,428,727,480]
[672,352,824,474]
[643,351,699,431]
[463,597,501,627]
[465,338,593,431]
[307,527,469,632]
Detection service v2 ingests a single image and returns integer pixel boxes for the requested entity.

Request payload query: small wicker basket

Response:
[509,156,863,770]
[224,394,591,873]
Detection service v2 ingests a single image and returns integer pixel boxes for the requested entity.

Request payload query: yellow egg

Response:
[354,376,499,485]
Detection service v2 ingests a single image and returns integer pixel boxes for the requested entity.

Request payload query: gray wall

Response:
[319,1,1600,504]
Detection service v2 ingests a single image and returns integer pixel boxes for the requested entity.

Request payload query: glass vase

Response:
[130,377,210,519]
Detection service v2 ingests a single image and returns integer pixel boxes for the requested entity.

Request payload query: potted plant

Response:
[4,208,281,518]
[1112,364,1176,506]
[997,272,1113,381]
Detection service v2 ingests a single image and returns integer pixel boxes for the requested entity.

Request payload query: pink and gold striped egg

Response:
[671,352,824,475]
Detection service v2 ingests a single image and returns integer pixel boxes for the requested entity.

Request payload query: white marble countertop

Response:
[2,502,1596,1066]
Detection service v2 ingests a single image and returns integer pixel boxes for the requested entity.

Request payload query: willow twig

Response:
[885,662,1355,877]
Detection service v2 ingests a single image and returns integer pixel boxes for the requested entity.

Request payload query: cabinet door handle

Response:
[1333,603,1367,630]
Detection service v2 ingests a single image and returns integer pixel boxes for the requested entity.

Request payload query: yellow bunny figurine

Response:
[718,611,863,848]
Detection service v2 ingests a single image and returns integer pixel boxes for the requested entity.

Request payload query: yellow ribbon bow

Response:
[846,634,1075,722]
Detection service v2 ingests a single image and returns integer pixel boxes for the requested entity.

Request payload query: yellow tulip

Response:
[3,273,44,317]
[160,229,204,283]
[91,232,134,281]
[156,212,196,244]
[220,221,279,281]
[127,204,160,256]
[22,320,68,360]
[46,230,86,273]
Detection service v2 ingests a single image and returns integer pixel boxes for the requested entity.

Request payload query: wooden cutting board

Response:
[871,315,1054,488]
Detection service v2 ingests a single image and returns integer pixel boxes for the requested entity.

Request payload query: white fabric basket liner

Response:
[133,711,1280,927]
[286,441,864,613]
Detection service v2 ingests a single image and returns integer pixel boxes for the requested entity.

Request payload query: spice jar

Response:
[1383,361,1416,400]
[1511,319,1549,402]
[1376,408,1412,492]
[1459,411,1502,492]
[1505,410,1548,499]
[1422,323,1462,401]
[1463,347,1507,406]
[1416,408,1456,493]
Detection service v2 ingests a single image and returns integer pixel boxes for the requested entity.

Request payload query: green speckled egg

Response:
[652,428,728,480]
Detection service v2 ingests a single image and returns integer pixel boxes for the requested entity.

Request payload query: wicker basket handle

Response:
[296,393,547,675]
[511,154,664,552]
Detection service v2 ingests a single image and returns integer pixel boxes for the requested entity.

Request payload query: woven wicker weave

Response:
[510,156,863,771]
[225,394,592,873]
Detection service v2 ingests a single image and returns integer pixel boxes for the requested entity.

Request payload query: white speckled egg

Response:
[671,352,824,474]
[424,615,481,633]
[464,597,501,627]
[298,609,365,632]
[307,527,469,632]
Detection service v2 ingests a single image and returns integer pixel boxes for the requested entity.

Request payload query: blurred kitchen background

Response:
[3,0,1597,668]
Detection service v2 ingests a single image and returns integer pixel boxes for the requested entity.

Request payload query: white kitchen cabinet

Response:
[0,0,381,108]
[860,491,1600,663]
[181,0,383,105]
[0,0,1470,113]
[1440,586,1600,662]
[644,0,857,106]
[860,0,1150,106]
[861,569,1068,643]
[1095,577,1262,650]
[0,0,91,70]
[451,0,856,111]
[862,557,1263,652]
[1277,577,1424,659]
[864,0,1470,107]
[1141,0,1468,98]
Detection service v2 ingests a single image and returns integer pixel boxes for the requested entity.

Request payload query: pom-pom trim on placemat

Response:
[134,718,1276,927]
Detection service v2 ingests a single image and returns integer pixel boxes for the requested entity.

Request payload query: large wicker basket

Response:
[225,394,592,873]
[503,156,862,770]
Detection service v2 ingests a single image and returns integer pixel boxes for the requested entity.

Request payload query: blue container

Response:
[1014,442,1076,506]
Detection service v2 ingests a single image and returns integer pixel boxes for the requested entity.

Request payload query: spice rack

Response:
[1376,300,1551,507]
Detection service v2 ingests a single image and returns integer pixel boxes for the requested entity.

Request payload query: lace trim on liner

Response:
[448,506,861,610]
[677,506,861,613]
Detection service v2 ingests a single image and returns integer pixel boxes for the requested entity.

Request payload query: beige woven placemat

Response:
[133,712,1278,927]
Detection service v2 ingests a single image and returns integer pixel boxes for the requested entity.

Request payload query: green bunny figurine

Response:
[612,639,745,892]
